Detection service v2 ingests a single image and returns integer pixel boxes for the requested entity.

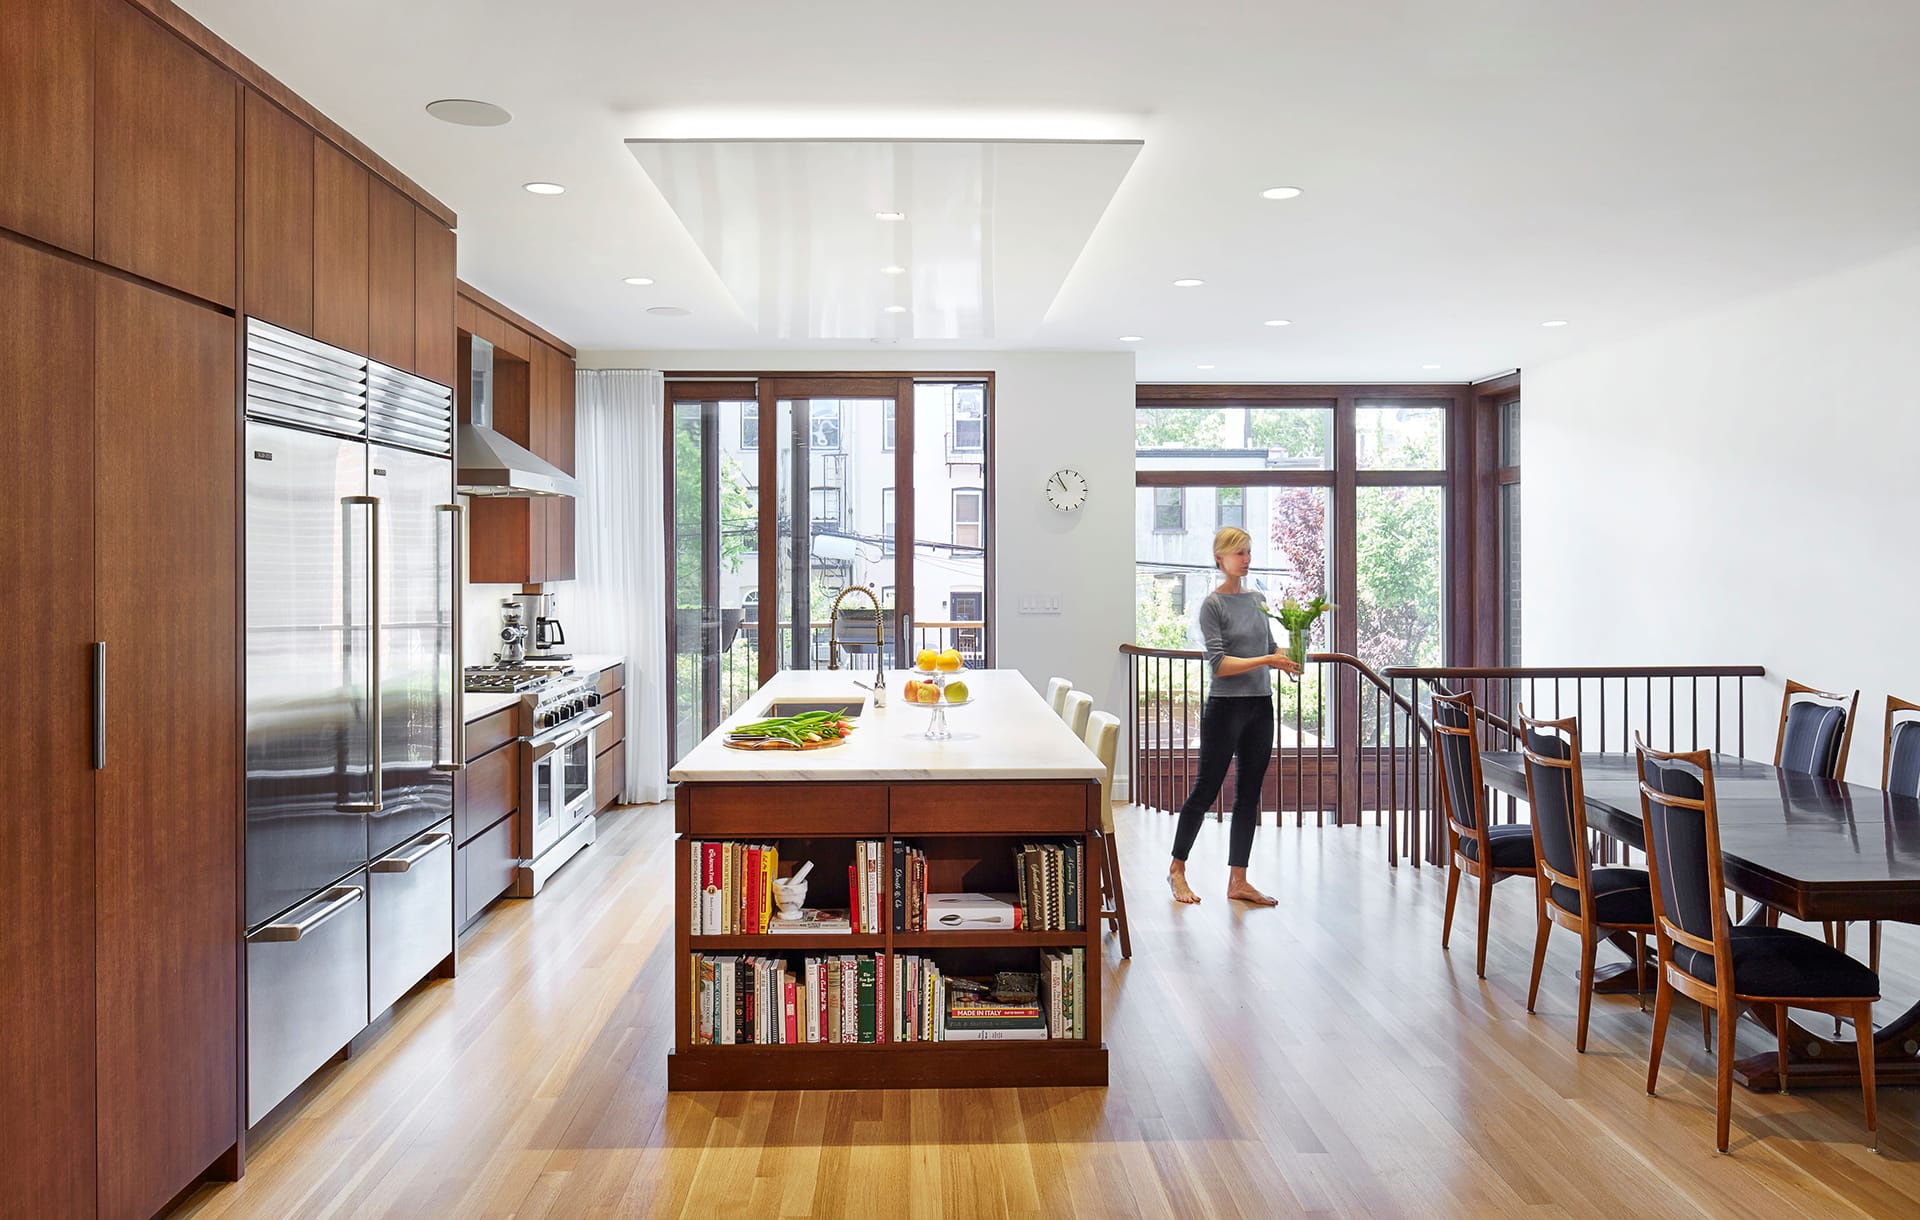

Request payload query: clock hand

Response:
[1053,474,1066,493]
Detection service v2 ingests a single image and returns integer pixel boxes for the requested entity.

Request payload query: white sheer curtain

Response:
[573,369,668,804]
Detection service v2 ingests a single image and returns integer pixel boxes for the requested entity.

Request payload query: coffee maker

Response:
[504,592,571,662]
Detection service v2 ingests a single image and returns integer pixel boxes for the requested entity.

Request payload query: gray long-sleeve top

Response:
[1197,590,1277,697]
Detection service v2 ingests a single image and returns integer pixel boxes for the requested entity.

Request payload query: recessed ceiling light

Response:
[883,305,908,314]
[881,265,907,275]
[1263,319,1291,327]
[875,210,906,221]
[1541,319,1570,327]
[1118,335,1143,342]
[1261,187,1303,200]
[523,182,566,195]
[425,99,512,127]
[646,306,690,317]
[1172,278,1204,288]
[1196,364,1215,370]
[622,276,655,286]
[1422,364,1442,370]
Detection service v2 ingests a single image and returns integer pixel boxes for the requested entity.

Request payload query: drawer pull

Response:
[371,831,453,873]
[248,885,364,942]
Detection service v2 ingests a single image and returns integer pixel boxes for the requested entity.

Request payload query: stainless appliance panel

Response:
[368,820,454,1018]
[245,874,370,1126]
[246,422,375,928]
[369,443,456,858]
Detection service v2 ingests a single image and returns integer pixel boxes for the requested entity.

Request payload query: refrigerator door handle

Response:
[433,503,465,772]
[339,495,384,812]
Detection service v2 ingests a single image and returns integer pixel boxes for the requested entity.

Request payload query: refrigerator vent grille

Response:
[367,363,454,457]
[244,318,368,437]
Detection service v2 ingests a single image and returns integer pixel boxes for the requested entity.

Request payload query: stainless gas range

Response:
[462,665,607,895]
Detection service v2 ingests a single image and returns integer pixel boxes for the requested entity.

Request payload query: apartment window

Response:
[1153,487,1185,532]
[882,401,896,452]
[951,385,984,453]
[810,486,842,527]
[881,488,896,556]
[952,488,983,549]
[1217,486,1244,529]
[810,402,842,452]
[951,591,985,657]
[739,402,758,450]
[1156,575,1186,615]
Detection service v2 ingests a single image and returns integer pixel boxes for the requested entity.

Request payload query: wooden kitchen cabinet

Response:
[466,332,579,585]
[94,0,238,307]
[313,140,371,354]
[368,179,416,371]
[456,709,523,931]
[0,0,94,255]
[414,209,457,387]
[539,340,578,581]
[93,274,239,1220]
[243,88,315,334]
[0,234,99,1220]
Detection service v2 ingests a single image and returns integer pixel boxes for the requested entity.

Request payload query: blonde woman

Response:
[1168,526,1299,905]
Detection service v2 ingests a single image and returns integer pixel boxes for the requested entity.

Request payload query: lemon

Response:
[935,648,963,673]
[915,648,938,670]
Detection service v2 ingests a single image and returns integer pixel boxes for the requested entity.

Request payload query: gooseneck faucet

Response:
[827,584,887,707]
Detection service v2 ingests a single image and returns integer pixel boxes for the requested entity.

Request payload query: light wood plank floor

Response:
[176,803,1920,1219]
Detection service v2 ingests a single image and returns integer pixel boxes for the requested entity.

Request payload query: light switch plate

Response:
[1018,593,1063,615]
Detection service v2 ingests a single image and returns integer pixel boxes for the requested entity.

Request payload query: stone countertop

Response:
[668,669,1102,784]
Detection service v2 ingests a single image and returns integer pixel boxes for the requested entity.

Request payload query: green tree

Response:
[673,415,755,605]
[1135,408,1226,449]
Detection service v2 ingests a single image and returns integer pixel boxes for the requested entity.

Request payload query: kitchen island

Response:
[667,669,1107,1090]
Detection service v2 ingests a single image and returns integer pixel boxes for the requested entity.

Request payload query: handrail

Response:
[1382,664,1766,679]
[1120,644,1427,736]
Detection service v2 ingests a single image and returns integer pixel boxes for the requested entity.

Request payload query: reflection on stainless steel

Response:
[368,822,454,1017]
[245,872,369,1126]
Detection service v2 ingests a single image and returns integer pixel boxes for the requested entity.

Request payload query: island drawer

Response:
[889,782,1092,834]
[679,783,887,836]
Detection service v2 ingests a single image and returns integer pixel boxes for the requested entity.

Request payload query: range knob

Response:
[585,691,602,707]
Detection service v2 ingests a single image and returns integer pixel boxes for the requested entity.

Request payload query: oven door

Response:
[522,711,610,860]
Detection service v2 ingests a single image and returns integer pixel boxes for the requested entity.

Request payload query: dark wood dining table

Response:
[1480,749,1920,1091]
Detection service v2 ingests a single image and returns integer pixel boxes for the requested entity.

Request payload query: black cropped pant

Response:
[1171,695,1274,869]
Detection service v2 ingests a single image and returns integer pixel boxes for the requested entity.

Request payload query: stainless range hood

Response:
[456,335,578,498]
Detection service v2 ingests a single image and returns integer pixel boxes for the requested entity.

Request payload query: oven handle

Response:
[525,710,612,759]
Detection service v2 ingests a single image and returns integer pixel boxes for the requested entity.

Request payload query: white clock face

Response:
[1045,468,1088,512]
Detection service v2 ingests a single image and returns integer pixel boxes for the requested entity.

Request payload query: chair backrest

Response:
[1063,690,1093,739]
[1774,678,1859,780]
[1519,710,1589,905]
[1047,677,1071,718]
[1084,711,1120,834]
[1635,739,1730,983]
[1885,695,1920,798]
[1430,688,1486,840]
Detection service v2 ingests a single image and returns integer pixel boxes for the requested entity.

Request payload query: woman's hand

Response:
[1270,653,1302,676]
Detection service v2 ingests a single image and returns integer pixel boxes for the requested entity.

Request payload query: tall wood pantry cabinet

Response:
[1,233,240,1220]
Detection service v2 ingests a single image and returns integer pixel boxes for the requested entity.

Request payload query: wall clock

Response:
[1045,468,1088,512]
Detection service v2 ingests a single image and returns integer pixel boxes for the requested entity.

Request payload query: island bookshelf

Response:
[668,779,1108,1090]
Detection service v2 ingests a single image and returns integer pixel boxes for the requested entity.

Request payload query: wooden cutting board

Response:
[722,734,851,752]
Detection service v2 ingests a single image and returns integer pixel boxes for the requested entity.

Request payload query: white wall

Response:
[1525,242,1920,781]
[576,348,1139,767]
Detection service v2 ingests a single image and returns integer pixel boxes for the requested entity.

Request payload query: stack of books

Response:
[891,840,929,931]
[689,841,779,935]
[944,989,1047,1041]
[1015,841,1085,931]
[691,953,885,1044]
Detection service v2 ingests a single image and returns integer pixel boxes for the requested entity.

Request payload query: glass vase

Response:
[1287,625,1310,668]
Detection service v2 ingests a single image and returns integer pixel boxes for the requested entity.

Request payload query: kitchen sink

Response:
[759,699,864,719]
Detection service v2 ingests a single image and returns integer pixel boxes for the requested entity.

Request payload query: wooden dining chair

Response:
[1864,695,1920,973]
[1773,678,1858,779]
[1084,710,1131,957]
[1433,688,1538,978]
[1062,690,1093,740]
[1047,677,1072,718]
[1637,738,1880,1153]
[1520,710,1655,1051]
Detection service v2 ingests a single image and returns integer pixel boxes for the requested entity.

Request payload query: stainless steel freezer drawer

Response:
[246,873,370,1126]
[368,820,454,1017]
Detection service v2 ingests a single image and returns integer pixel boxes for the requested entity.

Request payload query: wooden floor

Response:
[175,802,1920,1219]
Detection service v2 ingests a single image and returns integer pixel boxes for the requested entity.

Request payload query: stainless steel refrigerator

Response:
[242,319,460,1125]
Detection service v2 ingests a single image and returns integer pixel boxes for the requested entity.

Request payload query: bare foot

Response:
[1226,881,1278,907]
[1168,871,1201,904]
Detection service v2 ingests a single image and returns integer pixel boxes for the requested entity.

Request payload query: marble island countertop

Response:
[668,669,1102,783]
[463,653,626,723]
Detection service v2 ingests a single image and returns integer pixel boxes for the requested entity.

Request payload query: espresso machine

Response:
[504,592,572,662]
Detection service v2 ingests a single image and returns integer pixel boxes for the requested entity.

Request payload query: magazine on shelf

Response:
[765,909,853,934]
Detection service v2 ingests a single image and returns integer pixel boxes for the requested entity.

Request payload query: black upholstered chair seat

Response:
[1671,925,1880,998]
[1458,823,1535,869]
[1548,866,1653,926]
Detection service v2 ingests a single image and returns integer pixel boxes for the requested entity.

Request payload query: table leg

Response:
[1588,929,1659,994]
[1734,999,1920,1092]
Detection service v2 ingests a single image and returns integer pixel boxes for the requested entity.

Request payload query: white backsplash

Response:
[457,494,574,666]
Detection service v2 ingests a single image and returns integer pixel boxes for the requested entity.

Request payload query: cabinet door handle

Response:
[91,642,106,770]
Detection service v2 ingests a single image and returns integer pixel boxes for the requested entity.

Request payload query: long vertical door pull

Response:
[434,503,465,771]
[92,642,106,769]
[340,495,383,811]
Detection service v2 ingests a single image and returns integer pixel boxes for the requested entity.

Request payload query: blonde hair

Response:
[1212,526,1252,570]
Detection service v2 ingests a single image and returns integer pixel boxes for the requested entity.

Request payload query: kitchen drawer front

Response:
[245,871,370,1126]
[889,782,1093,835]
[460,814,518,927]
[595,664,624,698]
[465,706,517,761]
[595,740,625,813]
[456,741,517,844]
[368,821,454,1017]
[597,688,625,751]
[680,783,887,837]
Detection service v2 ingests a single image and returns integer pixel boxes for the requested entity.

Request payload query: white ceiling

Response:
[183,0,1920,381]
